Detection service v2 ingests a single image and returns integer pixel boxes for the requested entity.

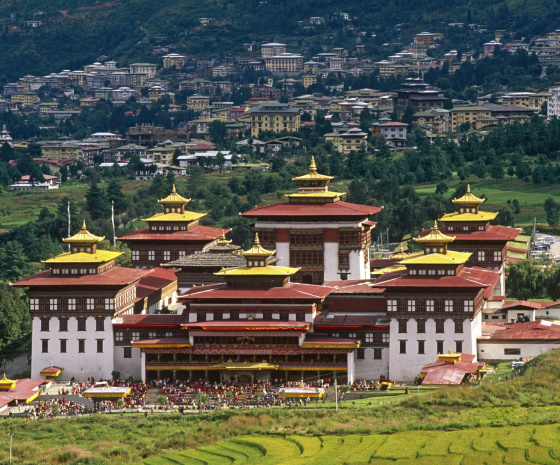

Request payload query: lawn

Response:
[415,176,560,225]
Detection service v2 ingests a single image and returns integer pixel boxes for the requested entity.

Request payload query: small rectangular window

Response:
[435,319,445,333]
[387,300,397,312]
[123,347,132,358]
[60,339,67,353]
[418,340,425,355]
[455,340,463,353]
[41,317,50,332]
[356,348,365,359]
[41,339,49,353]
[230,311,239,321]
[197,311,207,322]
[77,318,86,331]
[115,331,124,342]
[131,332,140,341]
[382,333,389,343]
[96,318,105,332]
[96,339,104,353]
[213,311,223,321]
[78,339,85,353]
[374,348,382,360]
[399,340,407,354]
[504,348,521,355]
[417,319,426,333]
[426,300,434,312]
[365,333,374,343]
[295,312,306,322]
[454,319,464,333]
[59,317,68,332]
[398,319,407,333]
[436,340,444,354]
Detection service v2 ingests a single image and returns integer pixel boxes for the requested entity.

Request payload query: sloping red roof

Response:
[179,282,333,301]
[181,321,311,331]
[481,320,560,341]
[502,300,555,310]
[324,296,386,312]
[40,366,63,375]
[420,353,483,385]
[135,267,178,301]
[0,378,46,409]
[370,266,500,295]
[324,279,385,294]
[242,201,382,219]
[420,225,520,242]
[114,314,182,328]
[314,313,389,329]
[13,267,150,288]
[118,226,226,243]
[370,258,396,269]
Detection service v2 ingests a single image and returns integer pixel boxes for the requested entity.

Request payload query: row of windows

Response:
[398,318,464,334]
[41,339,104,354]
[132,250,185,261]
[331,332,389,344]
[387,300,474,313]
[40,317,105,332]
[399,339,463,355]
[52,268,97,275]
[409,268,455,276]
[195,311,307,322]
[149,225,188,231]
[290,250,324,268]
[115,331,174,342]
[355,348,383,360]
[31,299,115,312]
[447,225,485,232]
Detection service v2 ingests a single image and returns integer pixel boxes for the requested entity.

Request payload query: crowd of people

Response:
[5,376,384,419]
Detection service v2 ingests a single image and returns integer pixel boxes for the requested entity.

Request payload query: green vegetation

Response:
[4,351,560,463]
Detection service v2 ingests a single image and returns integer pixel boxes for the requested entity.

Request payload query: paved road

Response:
[3,351,31,378]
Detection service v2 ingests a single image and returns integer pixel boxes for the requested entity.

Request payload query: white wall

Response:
[478,341,560,362]
[353,347,389,381]
[323,242,339,281]
[113,346,143,380]
[32,316,114,381]
[388,317,476,382]
[275,241,290,267]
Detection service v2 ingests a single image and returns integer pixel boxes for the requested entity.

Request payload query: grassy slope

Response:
[4,351,560,464]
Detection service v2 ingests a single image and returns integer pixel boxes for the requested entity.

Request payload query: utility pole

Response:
[335,377,338,413]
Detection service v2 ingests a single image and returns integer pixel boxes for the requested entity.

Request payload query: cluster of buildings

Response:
[14,157,548,385]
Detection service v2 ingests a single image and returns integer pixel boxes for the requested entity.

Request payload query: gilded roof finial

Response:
[433,220,438,230]
[466,184,471,194]
[82,219,87,230]
[172,184,176,193]
[254,232,260,246]
[309,156,317,173]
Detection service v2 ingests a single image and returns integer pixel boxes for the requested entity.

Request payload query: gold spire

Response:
[241,233,276,260]
[62,220,104,245]
[217,230,232,245]
[414,221,455,245]
[452,185,485,206]
[158,185,190,206]
[309,156,317,172]
[389,243,410,262]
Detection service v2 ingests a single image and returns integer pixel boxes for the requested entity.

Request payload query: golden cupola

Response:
[287,156,344,203]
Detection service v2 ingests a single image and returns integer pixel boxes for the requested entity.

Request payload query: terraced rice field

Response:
[144,423,560,464]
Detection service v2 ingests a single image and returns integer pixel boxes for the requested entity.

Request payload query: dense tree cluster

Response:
[506,260,560,301]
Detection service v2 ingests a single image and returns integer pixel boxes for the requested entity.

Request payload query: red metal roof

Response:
[314,313,389,329]
[179,282,333,301]
[420,353,483,385]
[135,267,178,301]
[0,378,47,409]
[481,320,560,341]
[502,300,556,310]
[420,225,519,242]
[13,267,151,288]
[181,321,311,331]
[242,201,382,219]
[369,258,396,269]
[324,296,386,312]
[118,226,226,243]
[114,314,182,328]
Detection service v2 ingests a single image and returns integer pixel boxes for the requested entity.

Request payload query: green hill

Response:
[0,0,559,82]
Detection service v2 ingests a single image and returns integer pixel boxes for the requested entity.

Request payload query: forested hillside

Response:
[0,0,559,82]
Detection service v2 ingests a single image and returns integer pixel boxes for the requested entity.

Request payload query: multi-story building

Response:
[162,54,186,69]
[379,122,408,147]
[421,186,520,294]
[129,63,157,78]
[393,81,447,118]
[501,92,548,111]
[41,143,81,160]
[249,102,300,137]
[132,236,360,384]
[483,41,501,57]
[261,42,287,58]
[187,94,211,111]
[373,223,501,381]
[242,157,382,284]
[324,128,368,154]
[11,92,40,106]
[265,53,304,73]
[118,186,226,269]
[548,87,560,119]
[413,108,451,133]
[14,222,149,380]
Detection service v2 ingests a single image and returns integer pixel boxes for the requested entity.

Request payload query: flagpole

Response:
[67,201,71,251]
[111,200,116,247]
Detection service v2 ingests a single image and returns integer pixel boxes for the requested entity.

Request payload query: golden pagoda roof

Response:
[389,244,410,262]
[62,220,104,244]
[215,265,299,277]
[142,211,206,223]
[414,221,455,245]
[452,184,485,206]
[216,231,232,245]
[440,211,498,222]
[437,348,462,360]
[158,184,190,205]
[292,156,334,182]
[0,373,16,389]
[43,250,122,264]
[371,265,407,275]
[399,250,471,266]
[241,233,276,258]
